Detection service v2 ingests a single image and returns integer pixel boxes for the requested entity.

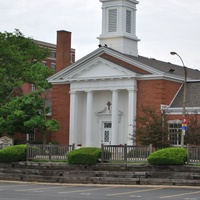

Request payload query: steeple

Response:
[98,0,140,56]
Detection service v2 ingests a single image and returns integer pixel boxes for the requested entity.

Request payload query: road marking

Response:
[130,195,142,198]
[59,186,115,194]
[15,185,70,192]
[80,193,91,195]
[160,190,200,199]
[107,187,163,196]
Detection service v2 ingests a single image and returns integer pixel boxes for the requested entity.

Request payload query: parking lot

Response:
[0,181,200,200]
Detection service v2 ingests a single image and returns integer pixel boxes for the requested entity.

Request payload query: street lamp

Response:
[170,52,187,148]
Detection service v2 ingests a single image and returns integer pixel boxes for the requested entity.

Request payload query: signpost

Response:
[182,117,187,134]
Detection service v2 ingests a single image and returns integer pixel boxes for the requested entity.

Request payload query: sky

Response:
[1,0,200,70]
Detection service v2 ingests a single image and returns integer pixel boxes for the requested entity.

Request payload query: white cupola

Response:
[98,0,140,56]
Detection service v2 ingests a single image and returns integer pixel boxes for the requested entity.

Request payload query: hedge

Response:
[67,147,102,165]
[0,145,27,163]
[147,147,187,165]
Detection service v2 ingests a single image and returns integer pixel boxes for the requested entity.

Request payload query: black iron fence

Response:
[26,143,75,161]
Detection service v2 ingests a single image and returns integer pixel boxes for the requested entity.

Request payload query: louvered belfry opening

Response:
[108,9,117,32]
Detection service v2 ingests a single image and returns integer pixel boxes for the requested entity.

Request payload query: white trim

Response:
[70,78,136,93]
[162,106,200,115]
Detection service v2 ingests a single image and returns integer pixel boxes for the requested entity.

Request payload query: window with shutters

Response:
[108,9,117,32]
[126,10,131,33]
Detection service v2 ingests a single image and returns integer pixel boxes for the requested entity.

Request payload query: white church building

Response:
[48,0,200,147]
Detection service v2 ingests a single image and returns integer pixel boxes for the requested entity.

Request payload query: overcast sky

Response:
[1,0,200,70]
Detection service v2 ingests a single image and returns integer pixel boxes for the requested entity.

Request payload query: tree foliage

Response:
[0,30,59,143]
[133,105,169,148]
[0,91,59,144]
[185,113,200,145]
[0,29,52,105]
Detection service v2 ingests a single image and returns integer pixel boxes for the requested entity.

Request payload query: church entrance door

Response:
[102,122,112,145]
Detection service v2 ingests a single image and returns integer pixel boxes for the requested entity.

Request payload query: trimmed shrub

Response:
[0,145,27,163]
[147,147,187,165]
[67,147,101,165]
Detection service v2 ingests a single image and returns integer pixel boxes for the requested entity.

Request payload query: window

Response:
[51,51,56,59]
[51,63,56,71]
[71,52,75,63]
[42,61,46,66]
[108,9,117,32]
[168,120,182,146]
[126,10,132,33]
[27,130,35,142]
[31,84,36,91]
[104,122,112,128]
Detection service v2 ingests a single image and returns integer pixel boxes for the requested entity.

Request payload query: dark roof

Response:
[170,81,200,107]
[126,55,200,80]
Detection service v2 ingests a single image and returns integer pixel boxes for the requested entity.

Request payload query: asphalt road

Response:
[0,181,200,200]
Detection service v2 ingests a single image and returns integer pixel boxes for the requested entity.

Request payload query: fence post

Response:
[124,144,127,162]
[49,143,52,162]
[72,143,75,150]
[187,144,190,165]
[149,144,153,155]
[26,142,29,163]
[101,143,104,163]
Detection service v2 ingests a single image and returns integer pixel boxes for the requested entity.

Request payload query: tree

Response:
[185,113,200,145]
[0,30,52,105]
[133,105,169,148]
[0,90,59,144]
[0,30,59,143]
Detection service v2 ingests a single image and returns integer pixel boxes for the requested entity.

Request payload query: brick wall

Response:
[51,84,70,144]
[137,79,181,113]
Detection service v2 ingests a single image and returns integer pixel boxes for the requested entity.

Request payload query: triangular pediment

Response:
[48,47,185,84]
[66,57,136,81]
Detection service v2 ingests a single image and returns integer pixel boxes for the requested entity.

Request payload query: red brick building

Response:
[48,0,200,147]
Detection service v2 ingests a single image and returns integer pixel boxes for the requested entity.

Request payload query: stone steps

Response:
[0,162,200,186]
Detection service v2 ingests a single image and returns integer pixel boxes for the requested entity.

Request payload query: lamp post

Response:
[170,52,187,148]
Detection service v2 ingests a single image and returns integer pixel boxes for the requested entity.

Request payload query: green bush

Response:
[147,147,187,165]
[67,147,102,165]
[0,145,27,163]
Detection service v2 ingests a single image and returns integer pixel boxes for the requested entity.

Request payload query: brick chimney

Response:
[56,30,71,73]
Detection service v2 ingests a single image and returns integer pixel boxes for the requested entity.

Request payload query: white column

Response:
[128,83,137,145]
[69,91,77,145]
[85,91,93,147]
[111,90,119,145]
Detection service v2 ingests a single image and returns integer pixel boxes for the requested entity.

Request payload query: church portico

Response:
[69,78,137,147]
